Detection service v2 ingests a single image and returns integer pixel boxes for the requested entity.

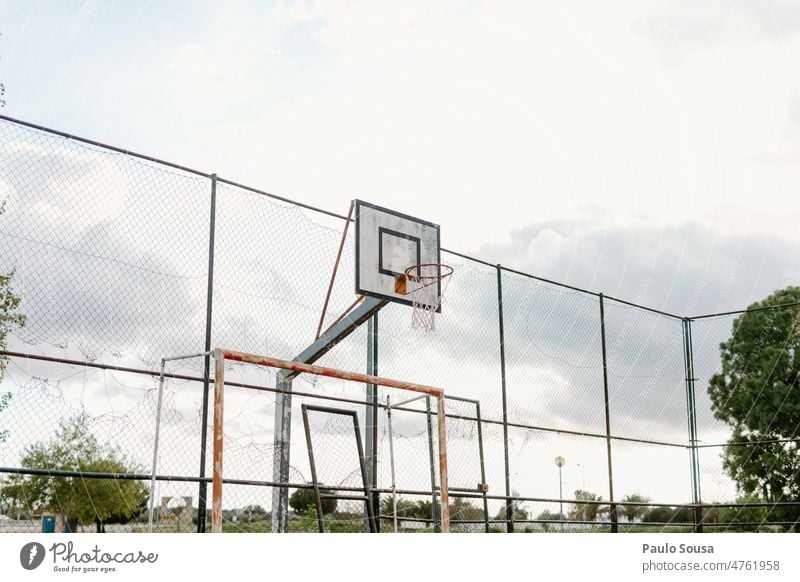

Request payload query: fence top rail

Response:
[689,300,800,321]
[216,348,445,397]
[0,113,213,179]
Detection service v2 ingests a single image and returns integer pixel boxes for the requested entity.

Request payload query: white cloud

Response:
[169,41,265,109]
[0,142,129,236]
[4,1,800,509]
[164,1,800,256]
[639,0,800,65]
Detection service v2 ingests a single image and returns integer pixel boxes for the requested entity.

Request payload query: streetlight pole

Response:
[555,456,565,531]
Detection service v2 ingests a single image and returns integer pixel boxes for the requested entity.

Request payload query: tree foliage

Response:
[0,392,10,443]
[449,497,484,522]
[707,286,800,520]
[569,490,609,522]
[289,486,337,515]
[493,492,529,521]
[0,200,27,443]
[0,416,148,532]
[718,496,769,532]
[536,509,564,531]
[640,505,693,524]
[380,497,433,520]
[620,493,650,522]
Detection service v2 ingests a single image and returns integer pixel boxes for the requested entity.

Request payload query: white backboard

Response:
[354,199,442,310]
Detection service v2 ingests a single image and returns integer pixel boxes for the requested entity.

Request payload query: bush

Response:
[289,485,337,515]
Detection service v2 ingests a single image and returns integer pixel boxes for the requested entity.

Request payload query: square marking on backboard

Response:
[378,228,421,278]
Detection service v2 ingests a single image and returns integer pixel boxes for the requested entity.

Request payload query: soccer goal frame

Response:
[211,348,451,533]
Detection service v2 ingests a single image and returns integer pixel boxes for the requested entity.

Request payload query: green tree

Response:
[569,490,609,523]
[411,499,433,519]
[0,199,27,443]
[289,485,337,515]
[620,493,650,522]
[707,287,800,524]
[536,509,564,531]
[238,504,268,522]
[494,492,529,521]
[0,392,10,443]
[642,505,676,524]
[381,497,424,519]
[0,416,148,532]
[718,496,769,532]
[448,497,484,523]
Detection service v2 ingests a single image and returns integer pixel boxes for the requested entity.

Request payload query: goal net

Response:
[210,348,451,533]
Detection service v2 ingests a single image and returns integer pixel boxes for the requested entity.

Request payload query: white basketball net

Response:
[407,264,452,333]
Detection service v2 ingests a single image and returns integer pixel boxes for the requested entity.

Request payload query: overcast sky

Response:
[2,0,800,514]
[1,1,799,315]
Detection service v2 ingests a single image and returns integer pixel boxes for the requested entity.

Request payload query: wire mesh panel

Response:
[375,257,502,421]
[4,115,798,533]
[603,301,687,445]
[0,359,163,532]
[691,316,741,445]
[213,183,356,363]
[376,393,434,494]
[0,119,211,367]
[442,398,484,492]
[505,426,610,523]
[611,440,692,511]
[696,445,736,504]
[691,304,800,530]
[691,316,740,511]
[501,272,606,434]
[302,405,373,533]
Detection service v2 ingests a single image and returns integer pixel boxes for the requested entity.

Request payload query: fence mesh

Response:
[1,115,797,533]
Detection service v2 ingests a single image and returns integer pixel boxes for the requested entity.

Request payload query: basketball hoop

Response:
[395,263,453,332]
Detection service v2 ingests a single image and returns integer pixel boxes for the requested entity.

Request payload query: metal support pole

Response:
[301,406,326,533]
[496,265,513,532]
[436,394,450,532]
[148,359,167,533]
[316,200,355,340]
[198,173,217,533]
[271,376,292,533]
[271,296,386,533]
[559,465,564,531]
[386,395,398,532]
[475,401,490,533]
[425,396,441,532]
[211,349,225,533]
[365,314,379,532]
[683,318,703,532]
[599,294,618,532]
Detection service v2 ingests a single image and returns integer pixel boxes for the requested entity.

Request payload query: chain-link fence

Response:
[0,114,798,533]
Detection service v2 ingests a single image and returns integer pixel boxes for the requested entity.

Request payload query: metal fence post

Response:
[599,294,618,532]
[682,318,703,532]
[496,265,513,532]
[365,314,379,532]
[271,375,292,533]
[475,401,490,533]
[197,173,217,533]
[425,396,441,532]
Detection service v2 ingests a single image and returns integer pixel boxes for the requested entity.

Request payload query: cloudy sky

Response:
[2,0,799,317]
[2,1,800,517]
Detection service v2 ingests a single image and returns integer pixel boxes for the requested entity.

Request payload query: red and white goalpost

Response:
[211,348,451,533]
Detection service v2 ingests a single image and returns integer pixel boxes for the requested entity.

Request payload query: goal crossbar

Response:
[212,348,451,533]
